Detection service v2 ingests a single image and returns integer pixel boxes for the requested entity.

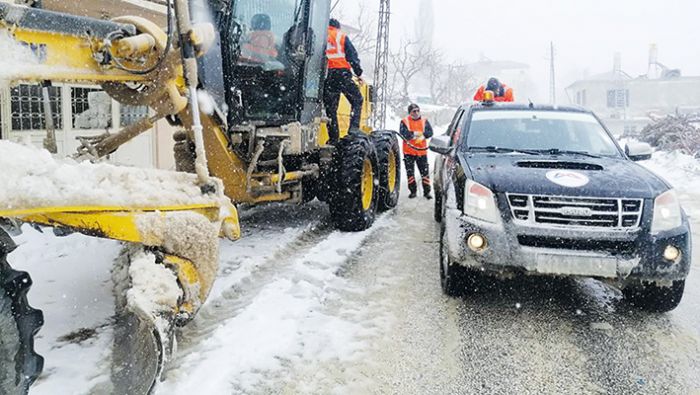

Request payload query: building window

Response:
[72,87,112,129]
[607,89,629,108]
[120,105,149,127]
[10,84,62,131]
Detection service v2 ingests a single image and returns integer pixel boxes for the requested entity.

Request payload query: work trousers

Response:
[323,69,363,143]
[404,154,431,195]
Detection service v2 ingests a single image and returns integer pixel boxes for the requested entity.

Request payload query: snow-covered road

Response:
[10,151,700,394]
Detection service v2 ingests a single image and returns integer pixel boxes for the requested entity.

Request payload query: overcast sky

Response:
[337,0,700,101]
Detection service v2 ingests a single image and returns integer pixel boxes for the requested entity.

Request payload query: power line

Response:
[372,0,390,129]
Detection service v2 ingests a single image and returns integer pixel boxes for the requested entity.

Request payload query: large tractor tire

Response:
[371,131,401,211]
[328,133,379,231]
[0,229,44,395]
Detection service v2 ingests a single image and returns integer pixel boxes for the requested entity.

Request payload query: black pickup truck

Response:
[431,103,691,312]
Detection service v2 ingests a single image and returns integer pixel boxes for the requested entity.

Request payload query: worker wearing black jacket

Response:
[400,103,433,199]
[323,18,363,144]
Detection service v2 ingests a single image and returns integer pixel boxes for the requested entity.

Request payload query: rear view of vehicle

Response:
[432,104,691,312]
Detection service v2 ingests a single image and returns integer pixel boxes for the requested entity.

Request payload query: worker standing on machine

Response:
[400,103,433,199]
[324,18,364,144]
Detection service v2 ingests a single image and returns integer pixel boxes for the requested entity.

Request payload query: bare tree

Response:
[440,63,479,105]
[333,3,376,76]
[347,3,376,58]
[389,39,433,110]
[426,50,446,103]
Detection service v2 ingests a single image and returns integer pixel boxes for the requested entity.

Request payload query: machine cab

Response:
[208,0,330,127]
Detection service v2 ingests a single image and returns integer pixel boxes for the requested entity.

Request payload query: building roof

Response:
[566,74,700,90]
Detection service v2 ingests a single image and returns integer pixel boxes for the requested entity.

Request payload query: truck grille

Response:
[506,194,643,229]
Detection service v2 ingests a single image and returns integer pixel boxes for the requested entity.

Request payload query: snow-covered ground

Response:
[8,148,700,394]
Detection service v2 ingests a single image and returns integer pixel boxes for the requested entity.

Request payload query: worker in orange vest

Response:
[323,18,364,144]
[241,14,278,62]
[473,77,514,102]
[400,103,434,199]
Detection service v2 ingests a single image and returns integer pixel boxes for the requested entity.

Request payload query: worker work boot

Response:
[424,192,432,200]
[408,183,417,198]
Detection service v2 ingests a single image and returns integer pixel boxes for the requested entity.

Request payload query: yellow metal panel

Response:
[163,254,203,310]
[8,28,145,84]
[318,79,373,145]
[1,205,222,244]
[177,108,258,205]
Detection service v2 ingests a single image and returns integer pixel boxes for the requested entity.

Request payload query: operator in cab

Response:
[240,14,278,63]
[323,18,364,144]
[473,77,514,102]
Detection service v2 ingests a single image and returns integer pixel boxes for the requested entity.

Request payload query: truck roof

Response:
[465,103,589,113]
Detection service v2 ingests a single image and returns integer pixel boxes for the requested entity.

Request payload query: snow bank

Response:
[641,150,700,217]
[126,249,182,320]
[158,217,392,394]
[136,211,220,303]
[641,150,700,194]
[0,141,220,210]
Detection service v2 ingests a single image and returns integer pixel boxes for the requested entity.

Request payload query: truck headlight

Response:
[464,179,501,223]
[651,189,682,234]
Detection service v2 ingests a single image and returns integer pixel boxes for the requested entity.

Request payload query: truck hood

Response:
[461,153,669,199]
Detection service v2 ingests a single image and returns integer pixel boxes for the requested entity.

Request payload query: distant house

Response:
[565,48,700,136]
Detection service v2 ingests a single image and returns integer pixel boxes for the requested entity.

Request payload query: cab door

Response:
[299,0,329,125]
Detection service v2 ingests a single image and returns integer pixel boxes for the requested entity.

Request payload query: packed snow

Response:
[0,31,39,77]
[0,141,222,210]
[123,248,182,321]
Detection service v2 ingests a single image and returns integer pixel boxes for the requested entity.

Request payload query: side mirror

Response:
[625,141,653,161]
[429,135,452,155]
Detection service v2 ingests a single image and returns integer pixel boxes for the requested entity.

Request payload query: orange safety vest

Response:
[241,30,278,62]
[402,116,429,157]
[473,84,514,102]
[326,26,352,70]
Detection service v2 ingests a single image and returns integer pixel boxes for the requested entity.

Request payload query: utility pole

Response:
[549,41,556,105]
[372,0,390,129]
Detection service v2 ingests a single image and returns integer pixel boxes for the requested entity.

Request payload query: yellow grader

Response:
[0,0,400,393]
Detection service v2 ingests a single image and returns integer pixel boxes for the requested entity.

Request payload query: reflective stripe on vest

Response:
[326,27,351,69]
[402,116,428,156]
[241,31,278,61]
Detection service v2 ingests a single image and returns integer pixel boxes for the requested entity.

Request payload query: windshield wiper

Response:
[538,148,602,158]
[469,146,541,155]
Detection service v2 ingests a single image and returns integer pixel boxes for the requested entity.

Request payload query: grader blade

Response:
[0,140,239,394]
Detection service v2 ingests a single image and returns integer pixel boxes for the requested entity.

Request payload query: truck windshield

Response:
[465,110,622,157]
